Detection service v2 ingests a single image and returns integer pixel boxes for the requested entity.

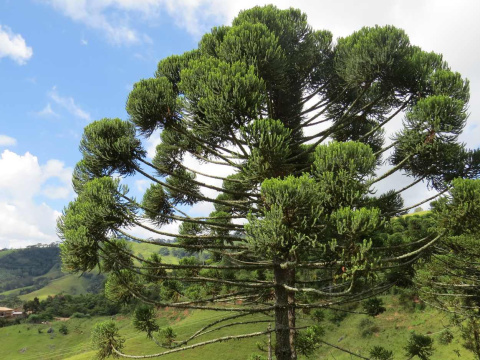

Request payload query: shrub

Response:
[370,346,394,360]
[71,312,90,319]
[311,309,325,323]
[28,314,42,324]
[359,318,380,337]
[438,329,454,345]
[405,333,434,360]
[59,324,69,335]
[328,310,348,326]
[363,298,386,316]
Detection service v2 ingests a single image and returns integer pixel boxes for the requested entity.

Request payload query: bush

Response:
[328,310,348,326]
[363,298,386,316]
[71,312,90,319]
[311,309,325,323]
[370,346,394,360]
[405,333,434,360]
[358,318,380,337]
[59,324,69,335]
[28,314,42,324]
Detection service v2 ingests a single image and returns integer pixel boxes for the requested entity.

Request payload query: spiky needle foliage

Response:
[58,6,479,360]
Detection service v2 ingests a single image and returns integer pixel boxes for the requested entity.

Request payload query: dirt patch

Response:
[54,317,69,321]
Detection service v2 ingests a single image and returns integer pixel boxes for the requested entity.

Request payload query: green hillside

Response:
[0,295,474,360]
[19,274,94,301]
[0,241,177,301]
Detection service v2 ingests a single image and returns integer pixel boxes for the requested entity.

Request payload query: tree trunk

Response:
[288,268,296,359]
[274,265,296,360]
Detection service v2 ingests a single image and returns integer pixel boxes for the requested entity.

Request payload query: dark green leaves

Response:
[133,305,159,339]
[91,320,125,359]
[127,77,179,136]
[404,333,435,360]
[58,177,135,273]
[312,141,376,209]
[180,58,265,143]
[246,175,323,259]
[433,178,480,235]
[242,119,293,181]
[142,183,173,226]
[80,118,145,177]
[335,25,412,89]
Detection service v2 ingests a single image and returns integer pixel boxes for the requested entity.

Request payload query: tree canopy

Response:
[58,5,480,360]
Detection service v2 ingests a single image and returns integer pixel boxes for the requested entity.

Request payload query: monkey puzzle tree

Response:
[58,5,479,360]
[414,178,480,359]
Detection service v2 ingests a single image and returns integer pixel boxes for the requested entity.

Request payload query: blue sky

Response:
[1,0,479,248]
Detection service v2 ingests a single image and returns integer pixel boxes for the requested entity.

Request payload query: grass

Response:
[18,275,92,301]
[0,294,475,360]
[130,242,179,265]
[403,210,430,217]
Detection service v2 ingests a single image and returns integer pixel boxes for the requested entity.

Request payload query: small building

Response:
[0,307,14,318]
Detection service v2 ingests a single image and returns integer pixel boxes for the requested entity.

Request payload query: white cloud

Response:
[135,179,150,193]
[0,135,17,147]
[36,103,60,118]
[41,0,224,45]
[49,86,91,121]
[0,25,33,65]
[81,38,88,46]
[0,150,73,248]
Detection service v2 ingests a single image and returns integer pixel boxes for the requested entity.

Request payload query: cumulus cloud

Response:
[49,86,91,121]
[0,135,17,147]
[0,150,73,248]
[0,25,33,65]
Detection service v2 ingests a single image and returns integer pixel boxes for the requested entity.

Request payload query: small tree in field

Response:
[58,5,479,360]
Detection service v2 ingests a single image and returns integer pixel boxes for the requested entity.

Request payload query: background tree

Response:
[414,178,480,359]
[58,5,479,360]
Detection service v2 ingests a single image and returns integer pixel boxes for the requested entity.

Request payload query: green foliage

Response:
[311,309,325,323]
[247,355,267,360]
[58,177,135,273]
[295,325,324,357]
[79,118,145,177]
[133,305,159,339]
[363,297,386,317]
[328,310,348,326]
[405,332,435,360]
[461,318,480,359]
[370,346,394,360]
[358,318,380,337]
[126,77,179,136]
[0,246,61,294]
[159,326,177,347]
[91,320,125,359]
[59,324,68,335]
[57,5,478,360]
[142,183,173,226]
[438,329,454,345]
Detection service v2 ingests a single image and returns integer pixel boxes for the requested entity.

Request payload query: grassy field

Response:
[18,274,93,301]
[403,210,430,217]
[130,242,179,265]
[0,294,475,360]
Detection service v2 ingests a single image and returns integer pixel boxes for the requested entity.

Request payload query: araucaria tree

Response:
[58,5,479,360]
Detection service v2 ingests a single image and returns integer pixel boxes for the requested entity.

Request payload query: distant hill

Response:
[0,245,104,301]
[0,241,181,301]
